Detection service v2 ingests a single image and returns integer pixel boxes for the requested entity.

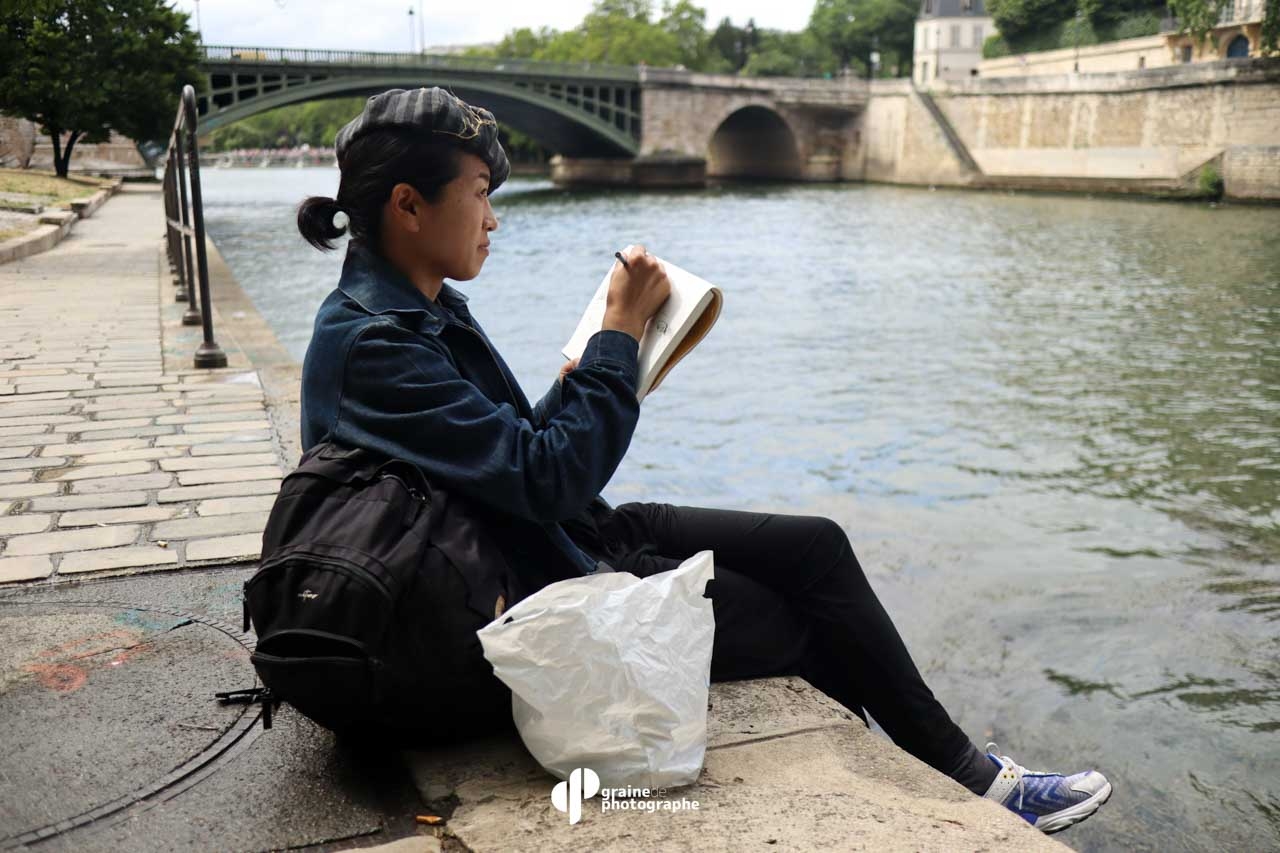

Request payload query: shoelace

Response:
[986,741,1052,812]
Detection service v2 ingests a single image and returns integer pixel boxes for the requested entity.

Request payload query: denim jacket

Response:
[299,242,641,582]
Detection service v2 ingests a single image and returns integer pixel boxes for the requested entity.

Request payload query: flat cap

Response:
[334,87,510,191]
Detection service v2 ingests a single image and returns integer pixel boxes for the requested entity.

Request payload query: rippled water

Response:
[202,167,1280,852]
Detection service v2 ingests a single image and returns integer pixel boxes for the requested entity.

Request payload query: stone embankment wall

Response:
[853,58,1280,199]
[28,131,147,174]
[978,35,1175,78]
[0,116,36,168]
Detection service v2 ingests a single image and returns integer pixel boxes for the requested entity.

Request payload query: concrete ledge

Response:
[70,188,112,219]
[973,145,1219,181]
[37,208,76,227]
[405,677,1069,852]
[0,217,74,265]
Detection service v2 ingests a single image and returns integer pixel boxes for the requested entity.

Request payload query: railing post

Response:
[174,132,200,319]
[181,85,228,369]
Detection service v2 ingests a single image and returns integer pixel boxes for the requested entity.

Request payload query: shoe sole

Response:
[1035,781,1113,834]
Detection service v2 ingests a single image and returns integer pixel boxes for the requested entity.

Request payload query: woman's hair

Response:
[296,127,464,251]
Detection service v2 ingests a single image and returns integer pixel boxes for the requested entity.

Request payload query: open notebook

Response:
[562,251,723,401]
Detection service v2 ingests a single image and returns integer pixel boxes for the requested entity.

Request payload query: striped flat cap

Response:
[334,87,510,191]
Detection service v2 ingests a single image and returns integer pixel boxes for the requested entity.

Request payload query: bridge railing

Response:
[162,84,227,369]
[200,45,642,81]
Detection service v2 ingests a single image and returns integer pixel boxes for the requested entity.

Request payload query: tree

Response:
[0,0,200,177]
[742,29,839,77]
[709,17,745,70]
[985,0,1076,42]
[659,0,723,69]
[808,0,917,75]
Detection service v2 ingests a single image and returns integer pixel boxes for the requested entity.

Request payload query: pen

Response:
[614,250,630,271]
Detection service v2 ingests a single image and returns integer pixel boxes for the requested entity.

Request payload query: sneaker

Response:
[981,743,1112,834]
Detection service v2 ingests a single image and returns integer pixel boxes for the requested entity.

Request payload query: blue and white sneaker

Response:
[981,743,1112,833]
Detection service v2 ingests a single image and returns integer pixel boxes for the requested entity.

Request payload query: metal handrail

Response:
[199,44,643,81]
[162,84,227,369]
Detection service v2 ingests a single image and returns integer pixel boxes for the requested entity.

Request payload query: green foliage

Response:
[707,17,759,71]
[808,0,917,70]
[1265,4,1280,54]
[0,0,201,176]
[203,97,365,151]
[983,33,1013,57]
[743,29,841,77]
[1110,11,1161,39]
[989,5,1164,54]
[1168,0,1277,53]
[1166,0,1230,46]
[1197,163,1224,198]
[477,0,896,78]
[986,0,1076,42]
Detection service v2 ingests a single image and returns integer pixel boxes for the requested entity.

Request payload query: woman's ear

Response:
[387,182,422,234]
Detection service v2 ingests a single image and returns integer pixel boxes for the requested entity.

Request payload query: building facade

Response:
[914,0,996,85]
[978,0,1269,78]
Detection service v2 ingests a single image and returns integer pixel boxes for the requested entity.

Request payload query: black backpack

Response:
[242,441,526,741]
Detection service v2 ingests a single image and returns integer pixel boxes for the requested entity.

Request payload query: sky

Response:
[169,0,816,53]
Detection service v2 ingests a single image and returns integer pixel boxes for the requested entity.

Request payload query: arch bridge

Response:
[197,46,871,184]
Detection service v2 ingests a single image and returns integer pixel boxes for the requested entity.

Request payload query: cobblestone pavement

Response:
[0,185,283,584]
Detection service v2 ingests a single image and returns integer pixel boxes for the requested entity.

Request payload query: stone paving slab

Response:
[0,186,285,584]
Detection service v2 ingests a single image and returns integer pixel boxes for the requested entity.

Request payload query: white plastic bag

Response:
[476,551,716,789]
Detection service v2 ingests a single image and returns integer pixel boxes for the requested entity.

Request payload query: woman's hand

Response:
[557,357,579,384]
[602,244,671,343]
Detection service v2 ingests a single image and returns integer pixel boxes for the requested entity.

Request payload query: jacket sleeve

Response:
[332,320,640,523]
[531,378,563,429]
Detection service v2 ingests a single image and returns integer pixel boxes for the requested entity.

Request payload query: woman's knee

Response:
[804,516,855,563]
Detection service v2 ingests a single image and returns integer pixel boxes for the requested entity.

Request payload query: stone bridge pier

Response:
[551,70,870,187]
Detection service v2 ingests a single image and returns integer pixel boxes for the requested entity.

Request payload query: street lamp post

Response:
[408,6,416,53]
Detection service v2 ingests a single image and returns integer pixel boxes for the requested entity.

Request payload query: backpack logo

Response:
[297,589,318,601]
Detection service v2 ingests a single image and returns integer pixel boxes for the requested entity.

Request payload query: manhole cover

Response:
[0,602,261,847]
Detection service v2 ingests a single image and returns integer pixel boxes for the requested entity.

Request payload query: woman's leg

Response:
[595,502,997,795]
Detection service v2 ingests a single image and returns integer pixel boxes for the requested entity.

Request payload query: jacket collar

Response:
[337,242,470,333]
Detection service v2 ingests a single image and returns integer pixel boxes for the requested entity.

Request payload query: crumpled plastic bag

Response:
[476,551,716,789]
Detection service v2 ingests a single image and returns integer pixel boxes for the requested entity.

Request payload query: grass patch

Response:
[0,222,38,242]
[0,169,99,204]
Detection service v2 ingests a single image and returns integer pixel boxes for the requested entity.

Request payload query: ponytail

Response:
[296,128,463,253]
[296,196,347,251]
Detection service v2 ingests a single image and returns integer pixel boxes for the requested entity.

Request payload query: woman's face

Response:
[405,151,498,284]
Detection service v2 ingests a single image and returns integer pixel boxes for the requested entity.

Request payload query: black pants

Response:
[576,502,998,796]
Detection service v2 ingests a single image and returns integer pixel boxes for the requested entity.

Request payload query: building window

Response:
[962,0,973,10]
[973,24,984,46]
[923,60,929,80]
[924,0,932,13]
[951,25,960,47]
[1181,44,1193,62]
[1138,55,1146,68]
[1226,34,1250,57]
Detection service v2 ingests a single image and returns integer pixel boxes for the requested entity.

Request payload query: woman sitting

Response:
[295,87,1112,835]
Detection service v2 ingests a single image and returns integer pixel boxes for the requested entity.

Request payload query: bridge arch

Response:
[706,105,802,180]
[199,76,638,158]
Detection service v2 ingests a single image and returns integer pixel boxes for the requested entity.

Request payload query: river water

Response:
[201,166,1279,852]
